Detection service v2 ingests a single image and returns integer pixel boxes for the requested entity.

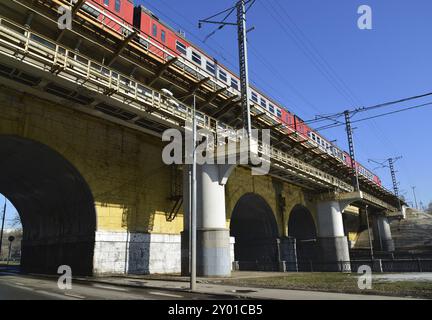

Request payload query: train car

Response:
[374,175,382,186]
[133,5,182,58]
[76,2,384,187]
[82,0,134,35]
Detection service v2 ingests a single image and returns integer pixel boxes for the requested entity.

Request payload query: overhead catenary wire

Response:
[149,0,415,188]
[261,0,359,107]
[314,101,432,131]
[147,0,327,119]
[145,0,295,108]
[259,0,379,163]
[270,0,363,106]
[304,90,432,125]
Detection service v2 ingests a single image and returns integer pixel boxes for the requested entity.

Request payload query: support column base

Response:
[181,229,231,277]
[318,236,351,272]
[373,239,395,252]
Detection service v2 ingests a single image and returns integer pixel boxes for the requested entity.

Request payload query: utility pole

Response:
[199,0,255,138]
[412,186,418,209]
[368,156,403,211]
[0,198,6,257]
[236,0,252,138]
[344,111,360,191]
[387,157,402,197]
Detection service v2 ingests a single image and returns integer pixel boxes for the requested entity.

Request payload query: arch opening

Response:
[0,197,22,265]
[288,205,318,270]
[0,135,96,275]
[230,193,279,271]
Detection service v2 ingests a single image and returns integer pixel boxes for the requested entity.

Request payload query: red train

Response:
[78,0,382,187]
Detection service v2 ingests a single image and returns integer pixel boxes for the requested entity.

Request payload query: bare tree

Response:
[11,212,21,229]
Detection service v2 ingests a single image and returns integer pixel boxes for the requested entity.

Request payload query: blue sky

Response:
[1,1,430,222]
[136,0,431,207]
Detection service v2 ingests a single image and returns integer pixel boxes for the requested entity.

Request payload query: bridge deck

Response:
[0,0,401,213]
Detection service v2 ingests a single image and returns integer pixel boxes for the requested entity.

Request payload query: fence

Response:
[234,259,432,273]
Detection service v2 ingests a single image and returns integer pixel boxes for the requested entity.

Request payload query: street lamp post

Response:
[190,94,197,291]
[163,87,197,291]
[364,205,374,260]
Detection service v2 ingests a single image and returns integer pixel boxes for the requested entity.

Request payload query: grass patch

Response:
[217,273,432,299]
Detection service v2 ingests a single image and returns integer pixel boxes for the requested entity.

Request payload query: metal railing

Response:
[0,10,401,211]
[0,15,360,193]
[350,259,432,273]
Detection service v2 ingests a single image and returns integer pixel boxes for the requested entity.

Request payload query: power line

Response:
[305,90,432,125]
[146,0,296,109]
[270,0,362,106]
[355,91,432,113]
[315,101,432,131]
[247,44,322,116]
[261,0,358,107]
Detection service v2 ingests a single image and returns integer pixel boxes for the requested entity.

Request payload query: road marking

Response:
[92,283,128,292]
[11,285,34,292]
[64,292,86,299]
[36,290,77,300]
[14,282,26,286]
[148,291,183,298]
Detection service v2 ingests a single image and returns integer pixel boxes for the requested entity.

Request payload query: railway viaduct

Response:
[0,0,403,276]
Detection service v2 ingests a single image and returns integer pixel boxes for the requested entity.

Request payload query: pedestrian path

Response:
[75,273,416,300]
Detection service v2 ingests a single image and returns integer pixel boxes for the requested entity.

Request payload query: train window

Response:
[231,78,239,90]
[104,0,109,6]
[161,30,166,43]
[115,0,121,12]
[206,61,215,75]
[176,41,187,55]
[152,24,157,37]
[276,109,282,117]
[260,98,266,108]
[251,91,258,103]
[219,69,227,82]
[268,104,275,113]
[192,51,202,65]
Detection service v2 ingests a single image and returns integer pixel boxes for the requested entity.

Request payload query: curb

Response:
[72,277,255,300]
[9,271,252,300]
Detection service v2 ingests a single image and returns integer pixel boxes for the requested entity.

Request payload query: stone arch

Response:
[288,204,318,268]
[0,135,96,275]
[230,193,279,271]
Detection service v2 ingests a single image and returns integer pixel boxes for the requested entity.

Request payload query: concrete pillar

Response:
[372,214,395,252]
[401,205,407,220]
[181,164,233,277]
[316,201,351,272]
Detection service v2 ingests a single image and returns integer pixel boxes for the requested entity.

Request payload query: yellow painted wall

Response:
[0,87,183,234]
[0,87,361,240]
[225,166,318,237]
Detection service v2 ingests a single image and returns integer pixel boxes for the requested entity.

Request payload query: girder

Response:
[0,1,402,213]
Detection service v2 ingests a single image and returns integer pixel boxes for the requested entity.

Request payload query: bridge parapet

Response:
[0,6,400,210]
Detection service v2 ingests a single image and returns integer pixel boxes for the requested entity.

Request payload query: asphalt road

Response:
[0,268,231,300]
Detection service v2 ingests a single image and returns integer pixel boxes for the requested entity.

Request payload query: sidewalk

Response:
[74,272,417,300]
